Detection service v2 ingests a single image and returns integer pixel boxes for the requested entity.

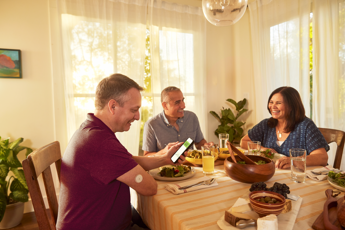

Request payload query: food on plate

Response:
[185,149,218,164]
[328,171,345,187]
[260,149,275,159]
[159,165,191,177]
[237,160,266,165]
[250,182,290,198]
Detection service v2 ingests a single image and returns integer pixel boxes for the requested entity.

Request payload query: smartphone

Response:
[170,138,194,163]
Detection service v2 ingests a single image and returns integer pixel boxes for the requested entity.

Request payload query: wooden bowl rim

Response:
[249,191,286,206]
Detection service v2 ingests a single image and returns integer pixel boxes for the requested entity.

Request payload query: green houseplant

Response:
[0,137,32,222]
[210,98,248,144]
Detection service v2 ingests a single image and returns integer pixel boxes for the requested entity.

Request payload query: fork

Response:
[178,178,216,190]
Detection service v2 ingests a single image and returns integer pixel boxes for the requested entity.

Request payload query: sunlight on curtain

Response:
[248,0,311,123]
[313,0,345,169]
[148,0,207,137]
[57,0,148,155]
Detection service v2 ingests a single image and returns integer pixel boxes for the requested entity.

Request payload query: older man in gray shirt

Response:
[142,86,213,157]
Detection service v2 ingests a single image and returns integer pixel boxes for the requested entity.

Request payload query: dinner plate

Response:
[149,167,196,181]
[327,177,345,191]
[272,153,286,163]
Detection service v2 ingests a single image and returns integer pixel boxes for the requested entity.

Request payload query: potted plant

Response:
[0,137,32,229]
[210,98,248,144]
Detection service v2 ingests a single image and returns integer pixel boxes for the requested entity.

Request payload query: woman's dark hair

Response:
[267,86,305,132]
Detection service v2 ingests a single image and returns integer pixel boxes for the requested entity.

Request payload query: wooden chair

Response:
[319,128,345,169]
[22,141,62,230]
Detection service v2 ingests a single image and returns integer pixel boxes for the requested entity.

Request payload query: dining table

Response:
[136,163,340,230]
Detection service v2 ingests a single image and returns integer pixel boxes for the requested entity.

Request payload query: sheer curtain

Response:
[313,0,345,168]
[248,0,311,123]
[148,0,207,137]
[55,0,148,155]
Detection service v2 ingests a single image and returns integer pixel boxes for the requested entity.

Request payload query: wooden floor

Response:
[10,212,39,230]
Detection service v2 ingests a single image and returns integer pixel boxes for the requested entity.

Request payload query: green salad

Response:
[328,171,345,187]
[260,149,275,159]
[159,165,191,177]
[237,160,266,165]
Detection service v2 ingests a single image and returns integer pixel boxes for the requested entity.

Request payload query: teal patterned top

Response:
[248,117,330,157]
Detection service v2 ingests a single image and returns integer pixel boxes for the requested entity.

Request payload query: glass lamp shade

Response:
[202,0,248,26]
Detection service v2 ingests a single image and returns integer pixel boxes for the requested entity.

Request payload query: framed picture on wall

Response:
[0,48,22,79]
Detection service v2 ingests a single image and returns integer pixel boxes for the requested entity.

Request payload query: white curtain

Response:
[248,0,311,123]
[148,0,208,138]
[55,0,148,155]
[313,0,345,168]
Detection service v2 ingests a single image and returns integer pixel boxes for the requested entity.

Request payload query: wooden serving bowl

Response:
[249,191,286,217]
[224,155,275,183]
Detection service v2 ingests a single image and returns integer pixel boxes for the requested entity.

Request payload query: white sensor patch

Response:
[135,174,143,183]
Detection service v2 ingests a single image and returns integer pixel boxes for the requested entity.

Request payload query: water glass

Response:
[219,133,229,149]
[202,146,215,174]
[247,141,261,156]
[289,148,306,183]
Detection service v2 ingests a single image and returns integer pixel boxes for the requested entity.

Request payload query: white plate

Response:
[328,177,345,191]
[149,167,196,181]
[272,153,286,163]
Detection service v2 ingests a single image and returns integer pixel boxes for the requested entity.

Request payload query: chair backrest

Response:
[22,141,62,230]
[319,128,345,169]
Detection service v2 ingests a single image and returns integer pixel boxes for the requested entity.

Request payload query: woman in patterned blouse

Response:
[240,86,329,169]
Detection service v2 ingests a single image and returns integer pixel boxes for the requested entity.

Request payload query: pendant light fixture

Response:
[202,0,248,26]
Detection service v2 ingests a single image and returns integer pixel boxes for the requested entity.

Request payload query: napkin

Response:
[165,176,218,195]
[306,166,335,181]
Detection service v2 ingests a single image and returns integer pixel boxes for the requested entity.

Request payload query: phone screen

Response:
[170,138,194,163]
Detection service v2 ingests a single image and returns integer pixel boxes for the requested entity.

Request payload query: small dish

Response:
[328,177,345,192]
[149,167,196,181]
[249,191,286,217]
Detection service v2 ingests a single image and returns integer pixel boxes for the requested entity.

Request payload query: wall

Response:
[0,0,63,212]
[205,9,255,144]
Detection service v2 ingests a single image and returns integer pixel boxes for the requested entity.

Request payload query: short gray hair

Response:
[95,73,143,110]
[161,86,181,103]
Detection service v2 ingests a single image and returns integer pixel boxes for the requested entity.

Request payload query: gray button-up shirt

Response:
[142,110,205,152]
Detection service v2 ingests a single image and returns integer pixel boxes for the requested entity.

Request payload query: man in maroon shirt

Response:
[56,74,185,230]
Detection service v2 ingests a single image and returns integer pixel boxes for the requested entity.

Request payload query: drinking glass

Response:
[202,146,216,174]
[247,141,261,156]
[219,133,229,149]
[289,148,306,183]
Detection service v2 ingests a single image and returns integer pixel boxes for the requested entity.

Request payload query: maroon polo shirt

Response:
[56,113,138,230]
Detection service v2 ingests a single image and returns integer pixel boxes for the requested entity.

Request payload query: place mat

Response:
[306,166,336,181]
[217,195,303,230]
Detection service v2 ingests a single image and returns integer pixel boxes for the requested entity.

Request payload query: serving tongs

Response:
[226,141,257,165]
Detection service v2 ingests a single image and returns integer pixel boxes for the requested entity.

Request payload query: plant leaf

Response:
[0,149,9,161]
[237,99,247,111]
[236,109,248,120]
[0,164,8,178]
[209,111,221,122]
[11,169,28,190]
[25,148,33,157]
[0,189,6,222]
[6,150,21,168]
[226,99,238,110]
[8,138,23,150]
[234,121,246,128]
[11,190,29,202]
[226,109,235,121]
[10,179,27,192]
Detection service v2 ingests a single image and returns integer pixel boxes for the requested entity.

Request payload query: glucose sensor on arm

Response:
[135,174,143,183]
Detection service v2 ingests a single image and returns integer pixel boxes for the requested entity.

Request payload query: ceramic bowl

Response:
[249,191,286,217]
[224,155,275,183]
